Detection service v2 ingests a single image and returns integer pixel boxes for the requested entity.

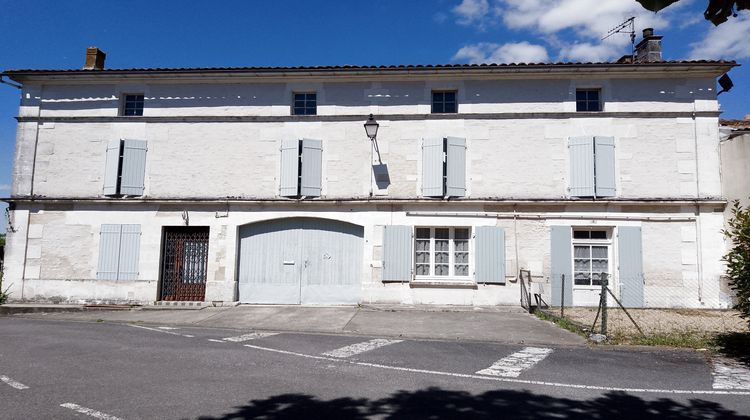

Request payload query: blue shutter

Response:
[117,224,141,280]
[97,224,122,280]
[475,226,505,284]
[550,226,573,307]
[569,136,595,197]
[618,226,644,307]
[300,138,322,197]
[103,139,121,196]
[594,136,616,197]
[119,139,147,196]
[446,136,466,197]
[279,139,300,197]
[422,137,444,197]
[382,225,412,282]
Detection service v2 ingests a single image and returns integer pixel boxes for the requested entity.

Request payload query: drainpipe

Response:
[20,85,43,301]
[691,91,704,303]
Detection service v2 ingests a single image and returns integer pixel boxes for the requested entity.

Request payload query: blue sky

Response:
[1,0,748,233]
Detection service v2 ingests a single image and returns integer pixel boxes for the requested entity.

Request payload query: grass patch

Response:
[607,330,714,348]
[533,309,587,337]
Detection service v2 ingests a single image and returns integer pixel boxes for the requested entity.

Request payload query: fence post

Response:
[560,274,565,318]
[601,273,608,336]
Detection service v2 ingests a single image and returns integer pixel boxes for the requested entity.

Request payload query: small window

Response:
[415,227,470,278]
[576,89,601,112]
[572,229,611,287]
[293,93,317,115]
[432,91,457,113]
[122,94,145,116]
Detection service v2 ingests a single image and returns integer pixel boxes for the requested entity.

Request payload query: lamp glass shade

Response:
[364,114,379,139]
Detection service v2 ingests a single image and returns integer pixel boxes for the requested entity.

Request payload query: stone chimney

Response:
[83,47,106,70]
[634,28,663,63]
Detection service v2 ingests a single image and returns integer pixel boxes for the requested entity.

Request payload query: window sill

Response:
[410,280,477,289]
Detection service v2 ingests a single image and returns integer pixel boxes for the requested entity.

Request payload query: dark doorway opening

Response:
[159,226,210,301]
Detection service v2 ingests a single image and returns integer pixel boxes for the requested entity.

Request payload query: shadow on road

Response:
[197,387,747,419]
[714,332,750,367]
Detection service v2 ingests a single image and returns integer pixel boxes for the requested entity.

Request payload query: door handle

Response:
[283,261,295,265]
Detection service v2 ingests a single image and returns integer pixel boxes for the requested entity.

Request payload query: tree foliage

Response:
[636,0,749,25]
[723,200,750,324]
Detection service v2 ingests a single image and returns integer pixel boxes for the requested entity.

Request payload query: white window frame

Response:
[414,226,472,280]
[571,228,612,290]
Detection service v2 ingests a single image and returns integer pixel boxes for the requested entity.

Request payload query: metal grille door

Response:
[160,227,209,301]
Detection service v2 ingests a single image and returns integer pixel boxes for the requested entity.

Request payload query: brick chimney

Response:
[83,47,106,70]
[634,28,663,63]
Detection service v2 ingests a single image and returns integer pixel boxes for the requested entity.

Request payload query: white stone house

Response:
[0,38,737,308]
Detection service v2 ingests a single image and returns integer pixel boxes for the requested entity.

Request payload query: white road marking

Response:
[60,403,122,420]
[207,339,225,343]
[129,324,184,336]
[476,347,553,378]
[223,332,278,342]
[157,326,180,330]
[242,343,750,396]
[713,358,750,389]
[0,375,29,390]
[182,335,195,338]
[322,338,403,358]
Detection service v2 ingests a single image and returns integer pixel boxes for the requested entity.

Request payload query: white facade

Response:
[1,61,736,308]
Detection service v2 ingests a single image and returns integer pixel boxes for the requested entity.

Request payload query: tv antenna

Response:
[602,17,636,60]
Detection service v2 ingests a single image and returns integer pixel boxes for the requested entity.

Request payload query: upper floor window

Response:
[431,91,457,113]
[121,94,145,116]
[293,92,317,115]
[576,89,601,112]
[422,137,466,198]
[103,139,148,197]
[279,138,322,198]
[568,136,616,198]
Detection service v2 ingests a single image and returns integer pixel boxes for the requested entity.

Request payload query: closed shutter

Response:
[446,136,466,197]
[103,139,122,196]
[119,139,147,196]
[422,138,445,197]
[594,136,616,197]
[569,136,595,197]
[279,139,300,197]
[97,224,122,280]
[117,224,141,280]
[550,226,573,307]
[300,138,323,197]
[382,225,412,282]
[618,226,644,307]
[475,226,505,284]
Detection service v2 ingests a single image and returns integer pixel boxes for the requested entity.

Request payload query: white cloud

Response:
[688,13,750,60]
[453,41,549,64]
[559,42,622,62]
[453,0,491,25]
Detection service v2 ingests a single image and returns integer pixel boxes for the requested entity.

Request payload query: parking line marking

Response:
[0,375,29,390]
[60,403,122,420]
[322,338,403,358]
[476,347,553,377]
[157,327,180,330]
[182,335,195,338]
[713,358,750,390]
[208,339,225,343]
[242,342,750,396]
[223,332,278,342]
[129,324,184,336]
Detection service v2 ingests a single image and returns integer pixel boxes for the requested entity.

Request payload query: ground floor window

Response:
[572,229,611,287]
[415,227,470,278]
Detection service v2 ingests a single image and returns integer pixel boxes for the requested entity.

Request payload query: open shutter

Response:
[117,224,141,280]
[446,136,466,197]
[594,136,616,197]
[97,224,122,280]
[119,139,147,196]
[475,226,505,284]
[103,139,121,196]
[382,225,412,282]
[550,226,573,307]
[279,139,300,197]
[569,136,595,197]
[422,137,444,197]
[618,226,644,307]
[300,138,323,197]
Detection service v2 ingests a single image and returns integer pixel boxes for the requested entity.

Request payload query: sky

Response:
[0,0,749,233]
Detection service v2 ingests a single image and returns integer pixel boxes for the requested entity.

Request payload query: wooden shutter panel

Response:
[103,139,122,196]
[569,136,595,197]
[382,225,412,282]
[475,226,505,284]
[119,139,147,196]
[618,226,644,307]
[300,138,323,197]
[117,224,141,280]
[446,136,466,197]
[594,136,616,197]
[422,137,444,197]
[279,139,300,197]
[550,226,573,307]
[97,224,122,280]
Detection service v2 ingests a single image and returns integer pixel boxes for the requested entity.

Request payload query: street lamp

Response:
[364,114,379,140]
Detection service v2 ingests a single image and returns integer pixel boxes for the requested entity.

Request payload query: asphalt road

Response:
[1,318,748,419]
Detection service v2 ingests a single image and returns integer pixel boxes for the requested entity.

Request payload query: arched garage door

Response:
[238,218,364,304]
